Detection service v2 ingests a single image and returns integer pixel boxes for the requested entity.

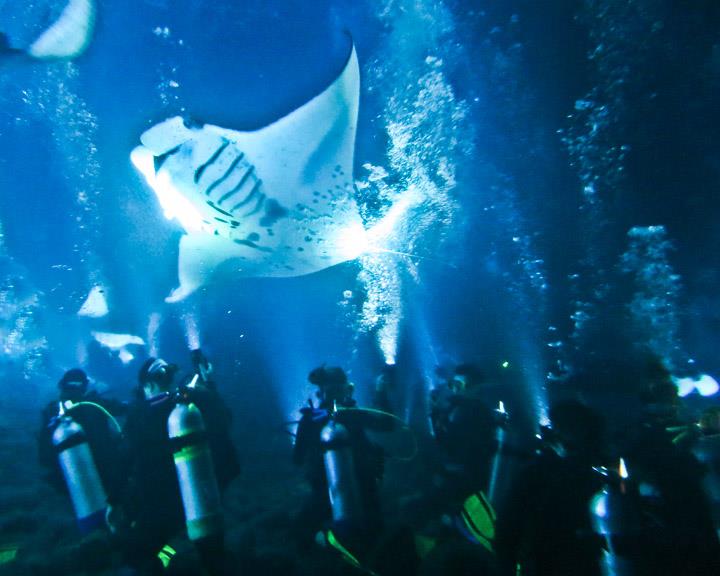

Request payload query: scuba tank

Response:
[589,460,643,576]
[487,400,509,504]
[167,398,223,542]
[320,418,363,530]
[52,404,107,533]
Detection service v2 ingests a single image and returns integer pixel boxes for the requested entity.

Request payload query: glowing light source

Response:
[619,458,629,479]
[501,361,510,369]
[696,374,719,396]
[130,147,205,233]
[336,221,370,260]
[674,374,719,398]
[339,188,421,264]
[367,193,416,244]
[592,494,607,519]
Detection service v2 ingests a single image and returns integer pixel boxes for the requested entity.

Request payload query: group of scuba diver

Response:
[31,352,720,575]
[38,351,239,576]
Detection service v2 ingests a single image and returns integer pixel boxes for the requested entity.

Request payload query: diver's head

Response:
[452,363,484,393]
[639,356,676,403]
[547,399,605,460]
[58,368,89,402]
[138,357,177,400]
[308,365,353,405]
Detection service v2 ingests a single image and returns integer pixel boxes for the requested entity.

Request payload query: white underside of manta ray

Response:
[131,46,369,303]
[29,0,96,59]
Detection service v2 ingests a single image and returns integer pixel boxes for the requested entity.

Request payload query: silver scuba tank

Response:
[590,461,641,576]
[320,419,363,527]
[52,412,108,533]
[167,401,223,541]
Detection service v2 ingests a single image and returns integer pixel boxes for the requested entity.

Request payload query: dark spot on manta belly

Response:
[233,236,272,252]
[259,199,289,227]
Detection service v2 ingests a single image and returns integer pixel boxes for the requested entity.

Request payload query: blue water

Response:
[0,0,719,571]
[0,6,719,564]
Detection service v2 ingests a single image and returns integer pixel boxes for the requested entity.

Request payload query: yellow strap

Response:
[0,546,18,565]
[414,534,437,559]
[327,530,362,568]
[157,544,176,569]
[461,491,496,552]
[336,407,418,461]
[173,444,204,464]
[67,401,122,434]
[326,531,379,575]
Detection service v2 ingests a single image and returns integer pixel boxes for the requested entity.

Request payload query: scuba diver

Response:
[429,363,503,503]
[616,374,720,576]
[293,365,386,556]
[672,406,720,535]
[38,368,126,531]
[495,399,606,576]
[28,369,128,575]
[637,357,687,431]
[116,351,239,575]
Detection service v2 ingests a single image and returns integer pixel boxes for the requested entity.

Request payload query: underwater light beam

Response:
[339,190,422,261]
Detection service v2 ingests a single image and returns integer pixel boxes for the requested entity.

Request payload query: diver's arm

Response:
[293,404,316,466]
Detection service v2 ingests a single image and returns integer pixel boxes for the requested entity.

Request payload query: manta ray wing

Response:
[28,0,96,60]
[132,46,366,302]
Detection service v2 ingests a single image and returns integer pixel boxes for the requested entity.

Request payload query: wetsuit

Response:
[293,399,385,544]
[119,382,239,575]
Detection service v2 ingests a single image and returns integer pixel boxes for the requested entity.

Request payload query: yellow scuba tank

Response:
[52,405,108,533]
[167,400,223,541]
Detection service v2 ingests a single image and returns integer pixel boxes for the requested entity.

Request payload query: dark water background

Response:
[0,0,719,572]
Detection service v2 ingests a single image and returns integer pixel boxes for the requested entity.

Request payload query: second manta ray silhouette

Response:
[0,0,96,60]
[132,46,367,303]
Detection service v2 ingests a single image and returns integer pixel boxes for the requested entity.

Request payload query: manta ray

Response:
[131,46,367,302]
